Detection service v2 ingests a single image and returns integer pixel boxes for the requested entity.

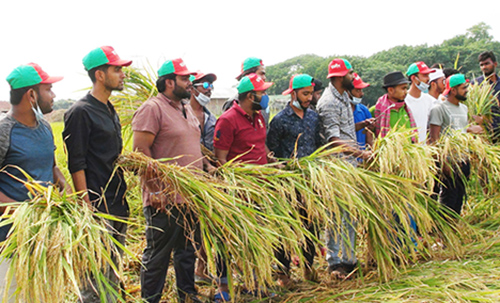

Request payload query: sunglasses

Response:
[194,82,214,89]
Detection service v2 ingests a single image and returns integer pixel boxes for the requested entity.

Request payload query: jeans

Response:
[326,210,357,267]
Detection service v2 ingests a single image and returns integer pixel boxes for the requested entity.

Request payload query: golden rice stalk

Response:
[365,128,438,190]
[0,169,125,303]
[465,81,499,119]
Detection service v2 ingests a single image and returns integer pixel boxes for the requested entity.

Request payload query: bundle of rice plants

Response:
[465,81,499,120]
[0,168,127,303]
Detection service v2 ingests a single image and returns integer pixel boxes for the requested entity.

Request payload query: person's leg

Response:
[340,210,357,268]
[302,217,318,281]
[141,207,179,303]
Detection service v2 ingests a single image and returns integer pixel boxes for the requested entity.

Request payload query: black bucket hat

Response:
[383,71,410,88]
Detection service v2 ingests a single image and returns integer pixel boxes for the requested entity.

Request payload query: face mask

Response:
[350,97,363,105]
[194,90,210,107]
[252,93,269,110]
[31,92,44,121]
[292,99,304,110]
[416,79,430,92]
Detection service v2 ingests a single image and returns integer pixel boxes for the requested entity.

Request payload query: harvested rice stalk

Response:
[117,151,308,292]
[0,173,126,303]
[465,81,498,120]
[366,128,438,190]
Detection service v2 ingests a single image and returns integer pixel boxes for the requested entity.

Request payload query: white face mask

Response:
[194,91,211,107]
[416,79,430,92]
[31,92,44,121]
[292,99,306,110]
[349,96,363,105]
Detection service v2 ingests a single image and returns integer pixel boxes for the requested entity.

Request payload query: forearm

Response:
[0,191,16,214]
[71,170,90,205]
[53,166,72,194]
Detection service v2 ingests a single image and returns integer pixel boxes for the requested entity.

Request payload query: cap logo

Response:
[331,63,341,69]
[111,50,117,56]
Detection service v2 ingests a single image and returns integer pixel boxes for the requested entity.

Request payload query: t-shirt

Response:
[132,93,203,207]
[405,93,434,143]
[352,103,372,148]
[0,116,54,202]
[214,101,267,164]
[429,100,468,135]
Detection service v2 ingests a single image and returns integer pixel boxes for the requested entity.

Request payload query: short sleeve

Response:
[429,105,444,126]
[213,116,234,150]
[132,101,161,136]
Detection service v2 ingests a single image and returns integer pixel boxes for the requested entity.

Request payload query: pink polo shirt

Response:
[132,93,203,206]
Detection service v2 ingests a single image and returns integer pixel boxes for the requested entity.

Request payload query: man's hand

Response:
[360,150,373,161]
[467,124,484,134]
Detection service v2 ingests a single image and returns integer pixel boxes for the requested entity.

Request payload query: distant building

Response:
[0,101,10,118]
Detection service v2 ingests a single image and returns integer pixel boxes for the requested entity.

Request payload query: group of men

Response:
[0,45,497,302]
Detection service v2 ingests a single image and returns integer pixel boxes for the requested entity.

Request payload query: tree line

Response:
[266,22,500,106]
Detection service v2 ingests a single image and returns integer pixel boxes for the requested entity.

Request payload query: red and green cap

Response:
[158,58,197,77]
[443,74,468,96]
[237,73,273,94]
[82,46,132,71]
[241,57,263,73]
[406,61,435,76]
[6,63,63,90]
[189,71,217,83]
[352,73,370,89]
[282,74,314,95]
[327,58,352,78]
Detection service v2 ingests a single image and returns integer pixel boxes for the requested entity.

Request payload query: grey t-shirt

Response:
[429,100,468,135]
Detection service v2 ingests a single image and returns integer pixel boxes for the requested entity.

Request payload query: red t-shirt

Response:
[214,102,267,164]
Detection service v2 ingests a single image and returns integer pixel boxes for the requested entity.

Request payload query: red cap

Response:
[352,73,370,89]
[101,46,132,67]
[237,73,273,94]
[327,58,352,78]
[191,71,217,83]
[406,61,435,76]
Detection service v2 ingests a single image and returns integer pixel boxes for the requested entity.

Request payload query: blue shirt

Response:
[352,103,372,148]
[0,117,54,201]
[267,104,321,159]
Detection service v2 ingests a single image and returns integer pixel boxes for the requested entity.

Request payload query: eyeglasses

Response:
[194,82,214,89]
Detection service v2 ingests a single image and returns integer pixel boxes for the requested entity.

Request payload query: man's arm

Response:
[214,148,230,165]
[71,169,90,205]
[428,124,441,144]
[0,191,16,214]
[328,136,371,160]
[53,157,72,194]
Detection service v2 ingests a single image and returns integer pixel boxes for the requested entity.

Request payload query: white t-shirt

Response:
[405,92,434,143]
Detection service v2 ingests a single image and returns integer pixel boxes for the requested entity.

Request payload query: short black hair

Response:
[478,51,496,63]
[156,73,176,93]
[431,63,444,69]
[88,65,111,83]
[443,68,459,79]
[313,78,323,92]
[236,66,260,81]
[10,85,38,105]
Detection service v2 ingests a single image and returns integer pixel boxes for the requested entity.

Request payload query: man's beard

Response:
[456,93,467,101]
[173,83,191,99]
[342,77,354,90]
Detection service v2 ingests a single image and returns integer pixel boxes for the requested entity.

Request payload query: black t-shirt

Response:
[63,93,129,217]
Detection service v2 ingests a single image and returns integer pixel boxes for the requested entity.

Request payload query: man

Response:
[213,73,273,300]
[405,62,436,143]
[189,71,217,285]
[429,74,483,216]
[0,63,68,302]
[266,74,321,286]
[221,57,270,125]
[317,59,370,279]
[428,69,446,106]
[63,46,132,302]
[310,78,324,112]
[373,71,416,139]
[189,71,217,152]
[475,51,500,142]
[132,58,204,303]
[348,73,374,150]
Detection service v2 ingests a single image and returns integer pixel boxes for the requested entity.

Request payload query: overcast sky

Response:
[1,0,499,100]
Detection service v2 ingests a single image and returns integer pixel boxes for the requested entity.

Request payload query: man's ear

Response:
[165,78,175,90]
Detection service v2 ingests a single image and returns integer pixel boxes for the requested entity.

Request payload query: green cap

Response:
[82,46,132,71]
[282,74,314,95]
[6,63,63,90]
[443,74,468,95]
[242,57,263,73]
[406,61,435,76]
[237,73,273,94]
[158,58,195,77]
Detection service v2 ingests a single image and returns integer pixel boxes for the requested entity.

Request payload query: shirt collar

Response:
[329,83,350,104]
